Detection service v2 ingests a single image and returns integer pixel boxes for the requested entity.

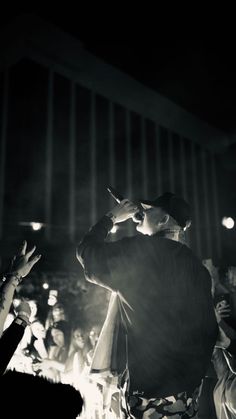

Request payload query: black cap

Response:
[141,192,191,228]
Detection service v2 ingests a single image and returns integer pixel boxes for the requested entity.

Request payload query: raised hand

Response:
[215,300,231,321]
[106,199,140,224]
[0,243,41,336]
[9,240,41,279]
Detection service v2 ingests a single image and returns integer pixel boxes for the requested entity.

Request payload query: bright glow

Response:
[47,291,58,306]
[31,222,43,231]
[110,225,118,234]
[42,282,49,289]
[222,216,235,229]
[48,296,57,306]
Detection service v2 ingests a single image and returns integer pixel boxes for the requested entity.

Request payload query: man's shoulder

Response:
[149,235,184,250]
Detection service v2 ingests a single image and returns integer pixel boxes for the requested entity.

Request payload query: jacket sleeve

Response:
[76,216,115,290]
[77,216,113,266]
[76,216,135,290]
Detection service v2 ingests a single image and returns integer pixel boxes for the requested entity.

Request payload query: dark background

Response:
[1,11,236,268]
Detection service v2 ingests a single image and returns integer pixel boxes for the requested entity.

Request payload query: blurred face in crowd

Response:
[28,300,38,319]
[51,328,65,347]
[31,321,46,340]
[52,305,65,322]
[73,328,85,349]
[89,326,101,348]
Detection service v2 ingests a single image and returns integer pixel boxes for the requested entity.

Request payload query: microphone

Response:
[107,186,124,204]
[107,186,144,222]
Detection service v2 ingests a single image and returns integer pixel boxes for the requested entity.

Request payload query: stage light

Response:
[222,217,235,229]
[19,221,44,230]
[31,222,43,231]
[42,282,49,289]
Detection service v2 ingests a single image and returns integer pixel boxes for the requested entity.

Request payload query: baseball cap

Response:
[140,192,191,228]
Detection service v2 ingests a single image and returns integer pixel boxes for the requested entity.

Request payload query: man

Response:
[77,192,218,418]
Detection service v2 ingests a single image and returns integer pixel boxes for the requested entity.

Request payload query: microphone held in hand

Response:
[107,186,124,204]
[107,186,144,222]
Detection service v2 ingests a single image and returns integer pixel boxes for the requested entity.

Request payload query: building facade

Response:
[0,15,230,268]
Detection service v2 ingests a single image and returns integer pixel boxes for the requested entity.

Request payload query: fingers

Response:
[28,254,41,268]
[119,199,130,206]
[218,305,230,311]
[216,303,230,310]
[16,242,39,262]
[26,245,36,259]
[19,240,27,256]
[218,307,230,312]
[121,199,136,207]
[218,308,231,317]
[120,199,139,212]
[216,301,231,319]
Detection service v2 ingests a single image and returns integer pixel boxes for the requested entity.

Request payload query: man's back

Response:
[117,236,218,397]
[80,226,218,397]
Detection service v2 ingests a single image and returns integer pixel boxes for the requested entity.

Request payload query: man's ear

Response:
[159,214,169,225]
[184,220,192,230]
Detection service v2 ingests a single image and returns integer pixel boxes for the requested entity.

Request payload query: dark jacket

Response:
[77,216,218,398]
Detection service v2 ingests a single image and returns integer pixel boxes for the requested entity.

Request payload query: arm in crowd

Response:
[0,300,31,376]
[0,241,41,375]
[0,241,41,336]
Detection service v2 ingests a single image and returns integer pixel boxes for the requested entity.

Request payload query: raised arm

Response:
[0,241,41,336]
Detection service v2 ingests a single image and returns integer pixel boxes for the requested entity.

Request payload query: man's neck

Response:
[156,229,186,244]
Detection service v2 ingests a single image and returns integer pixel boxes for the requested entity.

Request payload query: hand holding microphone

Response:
[106,186,144,223]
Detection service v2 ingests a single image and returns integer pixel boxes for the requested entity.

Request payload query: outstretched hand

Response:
[9,240,41,278]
